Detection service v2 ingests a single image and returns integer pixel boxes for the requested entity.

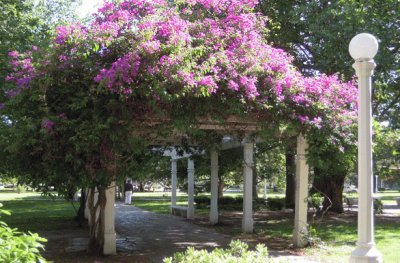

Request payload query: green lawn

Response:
[344,190,400,206]
[1,190,399,262]
[344,190,400,197]
[0,190,78,232]
[302,222,400,263]
[133,191,400,263]
[0,190,46,201]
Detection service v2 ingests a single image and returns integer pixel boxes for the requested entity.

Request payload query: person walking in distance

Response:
[124,180,134,205]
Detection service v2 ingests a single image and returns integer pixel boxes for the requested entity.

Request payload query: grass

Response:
[133,191,400,263]
[0,190,47,201]
[132,192,211,216]
[132,191,284,216]
[1,190,399,262]
[344,190,400,198]
[0,190,78,232]
[302,222,400,262]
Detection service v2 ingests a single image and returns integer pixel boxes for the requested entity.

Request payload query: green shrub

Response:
[194,196,210,209]
[221,196,241,210]
[0,203,48,263]
[16,185,24,194]
[253,198,267,210]
[309,193,323,211]
[266,197,285,211]
[194,196,266,211]
[163,240,270,263]
[374,199,383,214]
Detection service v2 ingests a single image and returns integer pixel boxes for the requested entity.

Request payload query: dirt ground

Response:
[41,203,400,263]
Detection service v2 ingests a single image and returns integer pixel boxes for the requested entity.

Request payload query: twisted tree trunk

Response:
[87,187,107,256]
[312,168,345,213]
[76,189,86,227]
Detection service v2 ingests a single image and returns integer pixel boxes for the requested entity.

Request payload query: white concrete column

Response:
[187,159,195,219]
[171,158,178,207]
[103,182,116,255]
[210,149,219,225]
[350,59,382,263]
[293,134,309,248]
[242,141,254,233]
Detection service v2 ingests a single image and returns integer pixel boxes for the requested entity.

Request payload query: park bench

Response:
[171,205,188,218]
[345,197,358,211]
[345,197,385,212]
[396,198,400,207]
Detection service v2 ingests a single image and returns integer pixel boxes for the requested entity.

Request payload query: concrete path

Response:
[115,202,232,262]
[114,202,317,263]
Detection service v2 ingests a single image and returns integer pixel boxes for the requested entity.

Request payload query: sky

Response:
[77,0,104,18]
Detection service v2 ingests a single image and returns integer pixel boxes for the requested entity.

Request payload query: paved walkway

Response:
[114,202,317,263]
[115,202,232,262]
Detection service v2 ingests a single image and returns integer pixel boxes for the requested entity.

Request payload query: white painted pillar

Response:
[187,159,195,219]
[242,141,254,233]
[171,158,178,208]
[210,149,219,225]
[350,58,382,263]
[103,182,116,255]
[293,134,309,248]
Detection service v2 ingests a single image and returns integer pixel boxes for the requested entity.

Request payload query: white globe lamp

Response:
[349,33,379,61]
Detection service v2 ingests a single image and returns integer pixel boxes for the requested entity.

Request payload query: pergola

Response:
[84,117,311,255]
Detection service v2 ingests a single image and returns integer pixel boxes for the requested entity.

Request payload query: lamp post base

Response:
[349,244,382,263]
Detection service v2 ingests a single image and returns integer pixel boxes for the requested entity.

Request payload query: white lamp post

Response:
[348,33,382,263]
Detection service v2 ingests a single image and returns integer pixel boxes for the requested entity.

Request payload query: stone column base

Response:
[349,244,382,263]
[103,232,116,255]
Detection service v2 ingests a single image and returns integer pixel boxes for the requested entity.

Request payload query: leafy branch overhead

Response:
[3,0,357,138]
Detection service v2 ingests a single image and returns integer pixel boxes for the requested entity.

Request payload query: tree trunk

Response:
[252,165,258,199]
[87,187,107,256]
[218,175,224,198]
[138,182,144,192]
[76,189,86,226]
[312,168,345,213]
[285,147,296,209]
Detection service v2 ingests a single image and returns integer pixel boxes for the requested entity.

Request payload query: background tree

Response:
[259,0,399,212]
[0,0,80,89]
[283,139,296,208]
[374,122,400,188]
[0,0,82,202]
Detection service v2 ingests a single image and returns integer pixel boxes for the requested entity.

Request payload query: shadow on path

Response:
[115,202,231,262]
[115,202,319,263]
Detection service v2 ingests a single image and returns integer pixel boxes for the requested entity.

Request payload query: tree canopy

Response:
[259,0,400,206]
[259,0,399,127]
[0,0,80,89]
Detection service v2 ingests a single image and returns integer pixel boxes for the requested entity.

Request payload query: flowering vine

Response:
[3,0,358,139]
